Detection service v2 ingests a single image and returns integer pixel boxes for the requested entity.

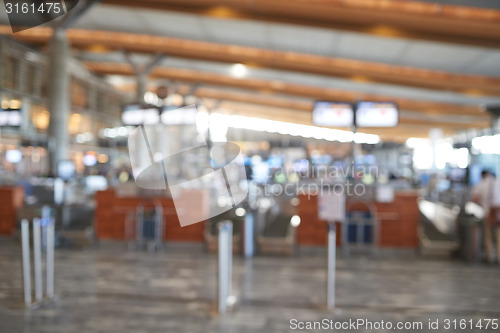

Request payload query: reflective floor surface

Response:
[1,239,499,332]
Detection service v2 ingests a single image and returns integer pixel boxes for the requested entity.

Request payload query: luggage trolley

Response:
[342,201,379,256]
[126,201,164,252]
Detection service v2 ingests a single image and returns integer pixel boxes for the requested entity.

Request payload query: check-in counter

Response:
[297,190,420,248]
[0,186,24,235]
[95,189,205,242]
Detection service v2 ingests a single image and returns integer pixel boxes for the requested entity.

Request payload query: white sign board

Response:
[161,106,197,125]
[0,110,21,126]
[313,102,354,127]
[318,190,346,222]
[376,185,395,203]
[356,102,398,127]
[122,104,160,126]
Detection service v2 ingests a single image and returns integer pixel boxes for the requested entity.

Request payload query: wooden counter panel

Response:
[297,195,342,246]
[297,191,419,248]
[164,215,205,242]
[0,187,24,235]
[95,189,205,242]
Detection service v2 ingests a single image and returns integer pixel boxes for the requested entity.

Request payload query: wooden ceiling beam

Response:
[215,101,458,139]
[196,87,488,128]
[1,26,500,95]
[102,0,500,48]
[113,82,467,140]
[83,61,486,117]
[110,80,488,136]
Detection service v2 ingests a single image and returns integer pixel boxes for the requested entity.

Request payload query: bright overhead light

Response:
[354,132,380,144]
[406,137,429,149]
[454,148,469,169]
[472,135,500,155]
[230,63,248,78]
[206,111,380,144]
[9,99,22,109]
[144,92,159,105]
[209,113,229,142]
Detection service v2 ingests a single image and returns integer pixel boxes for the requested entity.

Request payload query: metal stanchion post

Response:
[33,218,43,303]
[218,221,233,314]
[46,218,55,299]
[327,221,336,311]
[227,222,233,301]
[244,213,254,258]
[21,220,32,307]
[21,217,57,308]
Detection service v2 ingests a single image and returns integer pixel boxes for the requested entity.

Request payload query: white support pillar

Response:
[429,128,443,171]
[47,30,70,175]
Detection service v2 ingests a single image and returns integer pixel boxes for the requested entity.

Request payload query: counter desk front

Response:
[95,189,205,242]
[95,189,420,249]
[297,190,420,248]
[0,186,24,235]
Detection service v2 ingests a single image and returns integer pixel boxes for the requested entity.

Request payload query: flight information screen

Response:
[312,101,354,127]
[356,102,398,127]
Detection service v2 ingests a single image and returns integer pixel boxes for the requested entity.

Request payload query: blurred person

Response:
[472,170,497,263]
[490,175,500,263]
[428,173,438,200]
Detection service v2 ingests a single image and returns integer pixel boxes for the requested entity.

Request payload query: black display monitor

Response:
[121,104,160,126]
[0,109,21,127]
[355,102,398,127]
[160,106,197,125]
[312,101,354,127]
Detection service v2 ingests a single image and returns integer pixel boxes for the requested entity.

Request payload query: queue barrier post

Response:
[218,220,233,314]
[20,217,56,309]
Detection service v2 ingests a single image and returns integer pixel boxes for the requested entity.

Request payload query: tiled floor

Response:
[1,239,499,332]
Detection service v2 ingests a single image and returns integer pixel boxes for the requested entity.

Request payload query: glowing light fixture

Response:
[230,63,248,79]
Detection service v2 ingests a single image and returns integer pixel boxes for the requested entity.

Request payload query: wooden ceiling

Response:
[112,82,489,130]
[102,0,500,48]
[2,26,499,96]
[2,0,498,140]
[83,61,485,117]
[213,100,459,143]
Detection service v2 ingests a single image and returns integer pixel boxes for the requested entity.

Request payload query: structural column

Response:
[123,52,164,105]
[137,73,147,104]
[429,128,443,171]
[48,29,70,175]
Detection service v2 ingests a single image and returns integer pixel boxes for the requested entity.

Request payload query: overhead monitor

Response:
[160,106,197,125]
[312,102,354,127]
[356,102,398,127]
[0,110,22,127]
[6,150,22,163]
[121,104,160,126]
[482,104,500,117]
